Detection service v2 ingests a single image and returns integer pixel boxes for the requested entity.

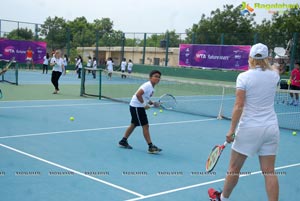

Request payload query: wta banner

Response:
[179,44,251,71]
[0,39,47,64]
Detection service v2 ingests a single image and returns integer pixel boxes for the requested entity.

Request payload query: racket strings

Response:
[206,146,222,172]
[159,94,176,109]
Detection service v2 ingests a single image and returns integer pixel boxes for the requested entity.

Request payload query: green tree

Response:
[270,9,300,59]
[93,18,114,33]
[138,31,182,48]
[186,4,255,45]
[67,16,95,49]
[124,37,141,47]
[166,30,182,47]
[40,16,67,50]
[254,9,300,59]
[145,33,164,47]
[5,28,34,40]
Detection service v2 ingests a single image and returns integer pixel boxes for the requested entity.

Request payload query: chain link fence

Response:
[0,19,299,72]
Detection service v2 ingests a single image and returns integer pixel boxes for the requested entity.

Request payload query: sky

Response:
[1,0,299,33]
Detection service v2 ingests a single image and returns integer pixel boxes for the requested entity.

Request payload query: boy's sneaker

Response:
[148,144,162,154]
[289,100,295,105]
[294,101,299,106]
[119,140,132,149]
[208,188,221,201]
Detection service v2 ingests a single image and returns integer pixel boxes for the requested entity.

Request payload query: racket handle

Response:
[224,133,235,146]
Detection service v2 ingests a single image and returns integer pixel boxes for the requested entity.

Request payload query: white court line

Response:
[0,143,144,198]
[0,99,92,103]
[0,119,216,139]
[0,102,118,109]
[277,112,300,115]
[125,163,300,201]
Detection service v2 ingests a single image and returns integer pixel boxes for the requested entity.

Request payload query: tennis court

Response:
[0,69,299,201]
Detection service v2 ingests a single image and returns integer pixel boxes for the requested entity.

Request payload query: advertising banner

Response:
[0,39,47,64]
[179,44,251,71]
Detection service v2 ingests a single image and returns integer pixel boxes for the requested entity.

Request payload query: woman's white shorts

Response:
[232,124,280,157]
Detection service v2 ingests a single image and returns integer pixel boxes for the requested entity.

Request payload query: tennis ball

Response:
[287,79,291,85]
[159,109,163,113]
[66,70,70,73]
[70,116,75,121]
[292,131,297,136]
[153,112,157,116]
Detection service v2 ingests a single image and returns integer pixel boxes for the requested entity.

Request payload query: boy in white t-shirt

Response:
[119,70,162,154]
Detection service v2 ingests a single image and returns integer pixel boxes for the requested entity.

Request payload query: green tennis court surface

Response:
[0,70,299,201]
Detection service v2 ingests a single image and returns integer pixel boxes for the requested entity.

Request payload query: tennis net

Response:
[80,68,300,131]
[0,59,18,85]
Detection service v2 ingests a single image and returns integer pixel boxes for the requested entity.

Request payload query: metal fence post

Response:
[142,33,146,64]
[165,32,169,67]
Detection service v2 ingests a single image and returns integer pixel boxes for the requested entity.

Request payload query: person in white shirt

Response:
[87,56,92,68]
[63,54,68,70]
[118,70,162,154]
[92,57,97,79]
[120,58,127,78]
[209,43,280,201]
[106,57,114,80]
[42,53,49,74]
[76,55,83,79]
[127,59,133,76]
[50,50,65,94]
[86,56,92,74]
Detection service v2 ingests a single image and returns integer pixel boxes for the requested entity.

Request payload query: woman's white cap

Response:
[250,43,268,59]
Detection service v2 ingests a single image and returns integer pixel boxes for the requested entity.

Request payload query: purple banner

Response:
[0,38,47,64]
[179,44,251,71]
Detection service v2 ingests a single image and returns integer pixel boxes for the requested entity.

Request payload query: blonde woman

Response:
[50,50,65,94]
[209,43,280,201]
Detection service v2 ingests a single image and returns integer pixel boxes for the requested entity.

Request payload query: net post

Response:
[80,68,86,96]
[98,69,102,100]
[15,63,18,85]
[1,67,3,82]
[217,86,225,120]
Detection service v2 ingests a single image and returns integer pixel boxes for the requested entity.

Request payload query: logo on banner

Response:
[4,46,16,56]
[194,50,207,62]
[240,2,254,15]
[241,2,300,16]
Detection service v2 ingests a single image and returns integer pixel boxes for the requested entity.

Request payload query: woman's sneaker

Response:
[208,188,221,201]
[148,144,162,154]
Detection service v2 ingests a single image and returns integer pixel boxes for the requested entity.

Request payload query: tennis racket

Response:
[158,94,177,110]
[205,141,228,172]
[2,57,15,73]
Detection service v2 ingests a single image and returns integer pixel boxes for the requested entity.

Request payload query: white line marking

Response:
[0,102,118,109]
[0,143,144,197]
[0,119,216,139]
[125,163,300,201]
[0,99,90,103]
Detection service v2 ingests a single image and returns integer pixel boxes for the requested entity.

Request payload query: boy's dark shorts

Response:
[130,106,148,126]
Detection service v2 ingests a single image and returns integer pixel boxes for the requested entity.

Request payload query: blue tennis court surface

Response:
[1,97,299,201]
[1,70,299,200]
